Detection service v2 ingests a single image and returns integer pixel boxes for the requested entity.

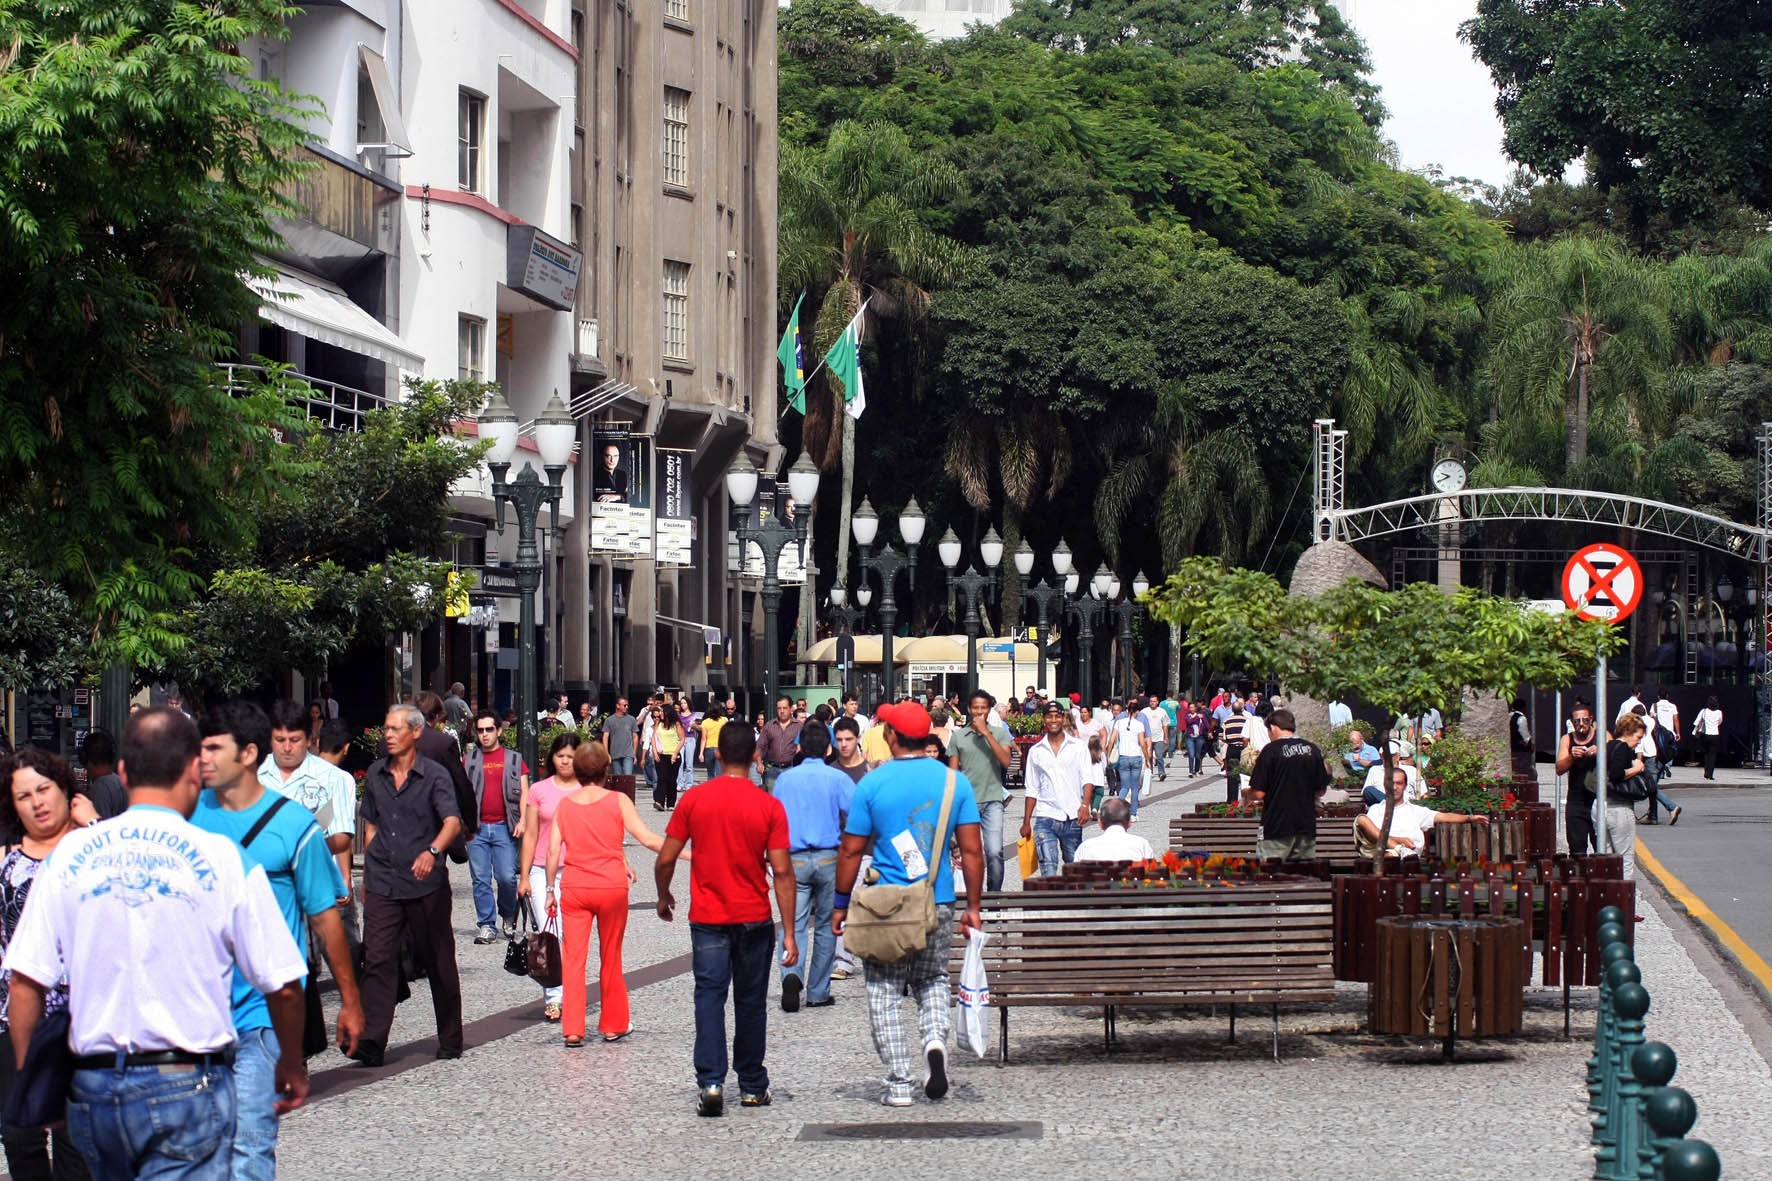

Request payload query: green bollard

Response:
[1597,905,1627,927]
[1595,981,1648,1146]
[1642,1087,1700,1179]
[1593,959,1642,1107]
[1628,1045,1678,1180]
[1658,1139,1720,1181]
[1599,921,1630,948]
[1597,1034,1669,1179]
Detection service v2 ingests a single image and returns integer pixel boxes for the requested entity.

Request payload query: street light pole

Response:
[940,526,1003,693]
[1065,564,1113,703]
[480,390,576,777]
[727,455,821,709]
[1113,570,1151,700]
[825,585,865,698]
[1014,539,1072,694]
[852,497,926,704]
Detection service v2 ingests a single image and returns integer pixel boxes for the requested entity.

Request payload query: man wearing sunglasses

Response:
[463,708,530,943]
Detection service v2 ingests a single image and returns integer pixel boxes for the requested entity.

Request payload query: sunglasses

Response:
[475,725,499,733]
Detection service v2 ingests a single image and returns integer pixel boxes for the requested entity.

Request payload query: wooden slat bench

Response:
[952,882,1335,1062]
[1169,817,1365,868]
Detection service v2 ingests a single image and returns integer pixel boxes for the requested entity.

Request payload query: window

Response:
[458,316,487,382]
[664,0,689,19]
[662,87,690,188]
[662,261,690,362]
[458,90,485,193]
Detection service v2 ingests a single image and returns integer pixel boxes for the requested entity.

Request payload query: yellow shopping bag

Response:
[1017,835,1038,879]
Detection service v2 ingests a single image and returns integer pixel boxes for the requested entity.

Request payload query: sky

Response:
[1341,0,1517,189]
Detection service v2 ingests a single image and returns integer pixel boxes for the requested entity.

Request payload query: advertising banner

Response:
[727,478,807,584]
[591,425,653,558]
[656,448,694,566]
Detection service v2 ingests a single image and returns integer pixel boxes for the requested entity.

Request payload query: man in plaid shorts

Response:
[832,702,984,1107]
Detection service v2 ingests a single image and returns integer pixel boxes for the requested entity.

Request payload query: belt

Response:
[791,845,839,854]
[73,1048,236,1070]
[766,762,792,769]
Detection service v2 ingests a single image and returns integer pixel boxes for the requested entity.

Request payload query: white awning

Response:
[248,261,423,372]
[356,44,412,156]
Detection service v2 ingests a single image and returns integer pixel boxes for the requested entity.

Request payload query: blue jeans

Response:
[1362,785,1386,807]
[644,752,658,790]
[1186,734,1205,775]
[1150,740,1168,778]
[68,1062,234,1180]
[1116,756,1145,818]
[610,755,635,776]
[230,1027,278,1181]
[466,820,518,929]
[690,920,774,1092]
[979,798,1006,891]
[1032,816,1083,876]
[782,850,838,1003]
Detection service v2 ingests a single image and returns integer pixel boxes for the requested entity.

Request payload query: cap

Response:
[1043,701,1066,716]
[876,700,932,740]
[1069,692,1081,704]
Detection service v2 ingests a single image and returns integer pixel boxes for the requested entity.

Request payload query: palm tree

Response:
[778,120,965,590]
[1482,237,1672,474]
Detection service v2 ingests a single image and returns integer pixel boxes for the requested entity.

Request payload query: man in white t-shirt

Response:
[1357,766,1489,856]
[1138,698,1171,781]
[1020,703,1092,876]
[1075,797,1155,863]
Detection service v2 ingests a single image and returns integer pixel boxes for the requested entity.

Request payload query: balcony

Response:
[220,363,387,434]
[273,146,401,275]
[570,316,607,390]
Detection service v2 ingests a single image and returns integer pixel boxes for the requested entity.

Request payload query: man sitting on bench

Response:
[1356,766,1488,857]
[1074,797,1154,863]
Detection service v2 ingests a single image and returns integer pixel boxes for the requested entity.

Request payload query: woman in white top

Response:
[1694,695,1724,781]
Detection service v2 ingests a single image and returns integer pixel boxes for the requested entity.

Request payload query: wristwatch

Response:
[428,845,442,858]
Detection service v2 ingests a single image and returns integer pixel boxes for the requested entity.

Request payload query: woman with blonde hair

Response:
[545,742,675,1046]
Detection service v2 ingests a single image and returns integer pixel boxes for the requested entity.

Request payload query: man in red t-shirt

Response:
[464,709,529,944]
[657,723,797,1118]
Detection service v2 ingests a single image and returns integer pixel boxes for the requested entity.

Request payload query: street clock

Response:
[1430,456,1467,493]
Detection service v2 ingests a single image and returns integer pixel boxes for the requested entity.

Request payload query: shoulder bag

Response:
[843,768,957,965]
[504,898,535,977]
[528,897,563,988]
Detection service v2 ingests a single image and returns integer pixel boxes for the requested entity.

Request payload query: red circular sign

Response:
[1560,544,1643,623]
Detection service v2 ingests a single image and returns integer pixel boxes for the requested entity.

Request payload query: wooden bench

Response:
[953,882,1335,1062]
[1169,817,1364,867]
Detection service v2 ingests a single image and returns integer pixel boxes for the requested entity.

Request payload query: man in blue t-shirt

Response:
[196,701,362,1181]
[834,702,983,1109]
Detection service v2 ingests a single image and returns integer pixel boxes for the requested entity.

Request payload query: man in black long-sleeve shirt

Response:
[1248,709,1331,862]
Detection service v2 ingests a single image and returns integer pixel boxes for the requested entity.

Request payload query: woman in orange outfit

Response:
[545,742,675,1046]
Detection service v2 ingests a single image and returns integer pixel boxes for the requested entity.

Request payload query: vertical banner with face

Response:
[656,448,694,566]
[591,425,653,558]
[726,477,807,584]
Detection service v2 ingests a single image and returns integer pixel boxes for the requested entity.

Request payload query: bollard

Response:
[1628,1044,1678,1180]
[1642,1087,1701,1179]
[1599,920,1630,949]
[1658,1139,1720,1181]
[1592,959,1641,1109]
[1598,905,1627,927]
[1594,981,1648,1149]
[1592,943,1636,1083]
[1596,1030,1668,1179]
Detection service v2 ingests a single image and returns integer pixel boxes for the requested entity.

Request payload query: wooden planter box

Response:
[1429,817,1529,862]
[1369,915,1525,1041]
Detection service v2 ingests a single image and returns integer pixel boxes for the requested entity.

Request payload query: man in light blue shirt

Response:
[1343,729,1381,777]
[772,723,854,1011]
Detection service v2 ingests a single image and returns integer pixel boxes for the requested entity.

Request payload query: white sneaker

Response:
[473,925,498,944]
[881,1090,914,1108]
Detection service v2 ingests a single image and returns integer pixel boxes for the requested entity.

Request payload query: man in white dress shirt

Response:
[1020,702,1092,876]
[1075,797,1155,862]
[3,707,309,1179]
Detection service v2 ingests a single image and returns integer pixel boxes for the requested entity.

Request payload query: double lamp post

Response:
[938,526,1003,693]
[725,454,822,709]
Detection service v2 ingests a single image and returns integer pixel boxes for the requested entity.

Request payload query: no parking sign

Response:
[1560,543,1644,623]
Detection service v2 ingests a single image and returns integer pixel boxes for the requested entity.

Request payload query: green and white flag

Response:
[822,301,869,420]
[777,293,807,414]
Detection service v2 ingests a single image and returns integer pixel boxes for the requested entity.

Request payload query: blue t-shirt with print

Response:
[193,789,346,1032]
[845,758,981,905]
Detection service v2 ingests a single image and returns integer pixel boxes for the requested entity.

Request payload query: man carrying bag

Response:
[833,702,984,1109]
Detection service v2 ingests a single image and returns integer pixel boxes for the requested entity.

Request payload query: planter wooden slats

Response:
[1369,915,1525,1045]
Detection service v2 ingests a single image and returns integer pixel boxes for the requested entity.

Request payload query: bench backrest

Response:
[1169,817,1364,862]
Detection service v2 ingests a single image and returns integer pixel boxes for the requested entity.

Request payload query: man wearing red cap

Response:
[833,701,984,1108]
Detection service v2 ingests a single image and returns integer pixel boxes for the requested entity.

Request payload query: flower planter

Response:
[1369,915,1525,1045]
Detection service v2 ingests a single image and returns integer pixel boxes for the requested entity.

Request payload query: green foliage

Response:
[0,553,86,688]
[0,1,317,663]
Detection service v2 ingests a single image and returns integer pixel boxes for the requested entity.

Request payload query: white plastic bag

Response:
[956,928,991,1059]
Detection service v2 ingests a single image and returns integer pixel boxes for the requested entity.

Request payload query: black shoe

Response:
[436,1046,463,1060]
[923,1040,949,1100]
[347,1040,384,1068]
[698,1085,724,1117]
[781,975,803,1013]
[807,996,835,1008]
[741,1088,772,1107]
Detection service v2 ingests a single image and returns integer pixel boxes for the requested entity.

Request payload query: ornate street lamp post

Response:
[852,497,926,705]
[1065,564,1113,703]
[825,584,866,698]
[726,454,821,709]
[939,527,1004,692]
[1015,540,1072,693]
[480,390,577,776]
[1112,570,1152,700]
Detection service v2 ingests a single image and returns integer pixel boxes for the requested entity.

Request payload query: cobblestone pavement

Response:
[266,763,1772,1180]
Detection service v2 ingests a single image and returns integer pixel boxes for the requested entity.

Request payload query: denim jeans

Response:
[610,755,635,776]
[1186,735,1205,775]
[67,1063,234,1181]
[1362,785,1386,807]
[979,798,1006,891]
[1116,756,1145,818]
[1032,816,1083,876]
[690,920,774,1092]
[230,1027,278,1181]
[1150,740,1168,778]
[782,850,838,1003]
[466,820,518,929]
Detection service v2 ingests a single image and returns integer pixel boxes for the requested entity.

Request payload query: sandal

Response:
[564,1036,585,1048]
[604,1029,632,1043]
[543,1003,562,1022]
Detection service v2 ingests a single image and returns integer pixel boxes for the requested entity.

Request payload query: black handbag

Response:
[504,900,536,977]
[3,1008,73,1130]
[528,901,563,988]
[1612,772,1654,802]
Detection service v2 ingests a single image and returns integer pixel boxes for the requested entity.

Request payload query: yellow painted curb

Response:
[1637,837,1772,997]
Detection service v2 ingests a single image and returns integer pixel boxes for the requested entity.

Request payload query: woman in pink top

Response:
[517,732,583,1021]
[545,743,673,1046]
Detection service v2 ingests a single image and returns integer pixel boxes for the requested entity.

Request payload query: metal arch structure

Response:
[1311,418,1772,765]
